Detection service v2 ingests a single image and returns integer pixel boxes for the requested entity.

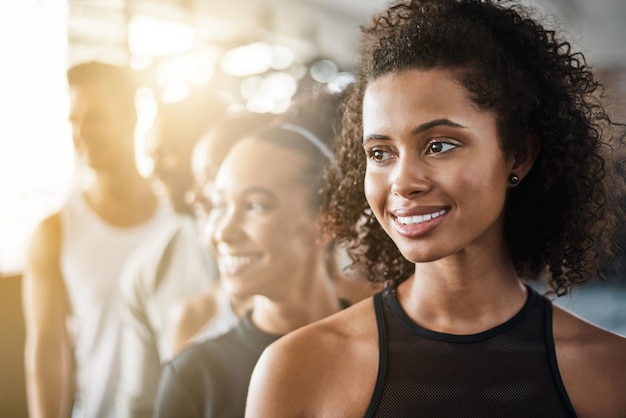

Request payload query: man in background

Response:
[22,61,168,418]
[116,93,225,418]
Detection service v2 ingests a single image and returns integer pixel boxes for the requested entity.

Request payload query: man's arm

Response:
[22,213,74,418]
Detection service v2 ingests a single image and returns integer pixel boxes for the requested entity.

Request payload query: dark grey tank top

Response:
[365,285,576,417]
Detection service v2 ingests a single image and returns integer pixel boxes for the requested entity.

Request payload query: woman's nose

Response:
[390,156,432,198]
[212,206,244,245]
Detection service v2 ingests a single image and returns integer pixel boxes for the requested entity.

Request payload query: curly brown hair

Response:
[321,0,626,295]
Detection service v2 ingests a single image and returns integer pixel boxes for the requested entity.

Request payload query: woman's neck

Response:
[250,256,341,335]
[397,245,528,335]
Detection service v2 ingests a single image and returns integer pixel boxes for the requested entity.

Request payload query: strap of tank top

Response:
[364,291,389,418]
[542,296,577,416]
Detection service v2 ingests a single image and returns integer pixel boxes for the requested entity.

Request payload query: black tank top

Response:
[365,285,577,417]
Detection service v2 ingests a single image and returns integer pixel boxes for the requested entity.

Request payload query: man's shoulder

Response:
[27,211,63,263]
[34,210,62,236]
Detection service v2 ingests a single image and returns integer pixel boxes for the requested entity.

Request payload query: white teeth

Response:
[219,254,260,270]
[397,209,446,225]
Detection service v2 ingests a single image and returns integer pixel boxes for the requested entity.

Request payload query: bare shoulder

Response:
[553,305,626,417]
[24,211,64,291]
[246,297,380,418]
[22,211,70,331]
[269,294,378,359]
[27,212,62,267]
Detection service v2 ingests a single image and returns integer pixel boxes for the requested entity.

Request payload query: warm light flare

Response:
[128,15,195,57]
[162,82,191,104]
[241,71,297,114]
[134,87,159,178]
[0,0,72,273]
[221,42,273,77]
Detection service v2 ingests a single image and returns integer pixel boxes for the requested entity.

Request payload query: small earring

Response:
[508,174,520,185]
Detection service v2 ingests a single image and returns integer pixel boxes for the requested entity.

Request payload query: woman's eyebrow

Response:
[412,118,465,134]
[242,187,277,200]
[364,118,466,144]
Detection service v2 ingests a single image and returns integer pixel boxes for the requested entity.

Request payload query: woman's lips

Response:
[391,208,448,238]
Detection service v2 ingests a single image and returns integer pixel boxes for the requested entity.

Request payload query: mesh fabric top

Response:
[365,286,576,418]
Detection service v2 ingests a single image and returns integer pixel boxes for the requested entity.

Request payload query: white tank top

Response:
[60,191,169,418]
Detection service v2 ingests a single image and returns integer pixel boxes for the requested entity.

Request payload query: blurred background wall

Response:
[0,1,624,417]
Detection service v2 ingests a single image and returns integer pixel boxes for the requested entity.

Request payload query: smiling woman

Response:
[244,1,626,417]
[362,69,523,264]
[152,89,362,418]
[208,137,323,298]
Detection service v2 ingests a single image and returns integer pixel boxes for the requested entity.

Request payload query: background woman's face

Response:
[206,137,322,300]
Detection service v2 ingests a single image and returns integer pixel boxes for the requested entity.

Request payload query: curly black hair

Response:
[322,0,626,295]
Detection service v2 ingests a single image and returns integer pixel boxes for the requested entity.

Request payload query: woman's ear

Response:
[510,130,541,181]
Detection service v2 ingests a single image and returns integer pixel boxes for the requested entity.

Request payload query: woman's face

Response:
[362,69,514,264]
[205,137,322,300]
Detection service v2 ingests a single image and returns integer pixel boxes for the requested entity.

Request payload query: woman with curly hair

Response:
[245,1,626,417]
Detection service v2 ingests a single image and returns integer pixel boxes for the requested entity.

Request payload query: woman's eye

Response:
[368,149,392,162]
[247,202,265,213]
[428,141,457,154]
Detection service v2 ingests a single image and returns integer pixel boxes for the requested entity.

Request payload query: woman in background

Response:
[170,111,277,354]
[116,100,271,418]
[154,90,357,417]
